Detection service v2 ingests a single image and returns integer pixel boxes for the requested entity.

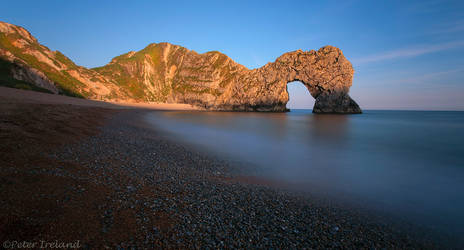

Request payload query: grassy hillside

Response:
[0,32,85,98]
[93,43,175,101]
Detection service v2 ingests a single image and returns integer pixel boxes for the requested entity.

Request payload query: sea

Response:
[145,109,464,240]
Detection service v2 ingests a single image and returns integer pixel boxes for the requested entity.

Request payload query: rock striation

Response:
[0,21,361,113]
[0,22,130,99]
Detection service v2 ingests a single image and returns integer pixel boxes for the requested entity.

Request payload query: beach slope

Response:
[0,87,435,248]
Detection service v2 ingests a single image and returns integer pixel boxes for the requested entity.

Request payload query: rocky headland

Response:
[0,21,361,113]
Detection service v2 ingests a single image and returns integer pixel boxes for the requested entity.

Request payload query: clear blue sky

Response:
[3,0,464,110]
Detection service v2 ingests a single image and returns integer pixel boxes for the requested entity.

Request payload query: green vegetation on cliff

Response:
[0,32,84,97]
[93,43,179,102]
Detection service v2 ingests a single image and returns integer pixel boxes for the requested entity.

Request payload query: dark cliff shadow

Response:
[0,58,53,93]
[0,58,84,98]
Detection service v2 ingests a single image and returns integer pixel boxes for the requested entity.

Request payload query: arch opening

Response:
[286,81,315,111]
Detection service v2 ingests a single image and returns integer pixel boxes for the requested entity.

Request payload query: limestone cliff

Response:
[0,21,361,113]
[0,22,131,100]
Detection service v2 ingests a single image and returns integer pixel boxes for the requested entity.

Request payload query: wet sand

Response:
[0,87,445,248]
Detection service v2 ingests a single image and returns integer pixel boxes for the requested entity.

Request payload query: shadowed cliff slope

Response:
[0,21,361,113]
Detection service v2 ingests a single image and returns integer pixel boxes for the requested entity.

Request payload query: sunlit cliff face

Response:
[0,21,360,113]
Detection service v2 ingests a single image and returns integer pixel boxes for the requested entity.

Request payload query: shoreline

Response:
[0,87,454,248]
[0,86,200,111]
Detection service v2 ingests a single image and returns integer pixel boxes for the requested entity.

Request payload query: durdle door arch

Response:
[205,46,362,113]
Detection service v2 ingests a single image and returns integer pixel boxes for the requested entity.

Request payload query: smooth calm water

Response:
[145,110,464,236]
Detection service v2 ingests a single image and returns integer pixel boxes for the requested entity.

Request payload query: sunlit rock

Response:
[0,21,361,113]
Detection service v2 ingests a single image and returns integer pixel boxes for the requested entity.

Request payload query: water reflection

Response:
[309,114,349,142]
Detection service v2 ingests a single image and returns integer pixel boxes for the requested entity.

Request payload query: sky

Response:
[3,0,464,110]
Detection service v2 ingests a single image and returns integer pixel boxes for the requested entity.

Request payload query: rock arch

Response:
[215,46,361,113]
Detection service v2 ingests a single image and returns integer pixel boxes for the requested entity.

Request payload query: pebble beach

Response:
[0,89,448,248]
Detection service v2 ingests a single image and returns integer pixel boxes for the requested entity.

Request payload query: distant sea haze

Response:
[146,109,464,239]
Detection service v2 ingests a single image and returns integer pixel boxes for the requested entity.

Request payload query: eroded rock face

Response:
[1,49,58,93]
[0,22,132,100]
[94,44,361,113]
[0,21,361,113]
[213,46,362,113]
